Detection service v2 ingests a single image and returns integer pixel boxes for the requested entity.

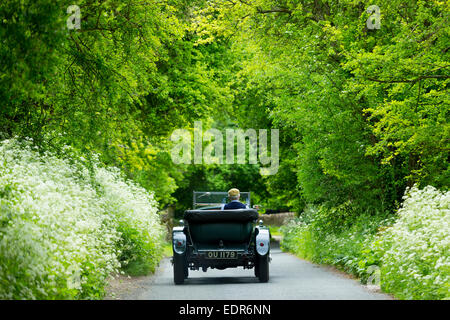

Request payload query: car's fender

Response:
[172,227,187,255]
[255,227,270,256]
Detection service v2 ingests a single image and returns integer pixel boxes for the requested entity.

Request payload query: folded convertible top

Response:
[184,209,259,223]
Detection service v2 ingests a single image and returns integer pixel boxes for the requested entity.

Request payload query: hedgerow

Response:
[281,205,392,280]
[281,186,449,300]
[0,139,165,299]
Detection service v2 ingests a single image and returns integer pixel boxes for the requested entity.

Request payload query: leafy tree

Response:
[192,0,449,213]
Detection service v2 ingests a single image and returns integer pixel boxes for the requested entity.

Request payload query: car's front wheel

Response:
[173,253,186,284]
[184,260,189,279]
[257,254,269,283]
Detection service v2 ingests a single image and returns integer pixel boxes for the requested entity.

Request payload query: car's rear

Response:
[186,210,257,271]
[172,209,270,284]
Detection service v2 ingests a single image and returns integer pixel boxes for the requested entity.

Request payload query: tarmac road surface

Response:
[115,242,391,300]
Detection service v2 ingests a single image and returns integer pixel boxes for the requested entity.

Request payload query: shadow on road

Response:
[183,276,260,285]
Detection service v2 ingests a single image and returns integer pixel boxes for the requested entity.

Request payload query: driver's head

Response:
[228,188,240,201]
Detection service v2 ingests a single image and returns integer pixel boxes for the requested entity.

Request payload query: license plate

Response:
[205,251,237,259]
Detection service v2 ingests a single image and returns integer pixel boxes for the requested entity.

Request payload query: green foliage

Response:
[281,205,392,278]
[0,0,233,207]
[194,0,449,213]
[281,186,449,299]
[5,1,446,214]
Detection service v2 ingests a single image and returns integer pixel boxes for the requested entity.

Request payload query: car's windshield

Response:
[193,191,250,209]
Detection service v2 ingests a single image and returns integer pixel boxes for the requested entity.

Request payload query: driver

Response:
[221,188,248,210]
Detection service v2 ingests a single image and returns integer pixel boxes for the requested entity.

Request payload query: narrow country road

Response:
[111,242,391,300]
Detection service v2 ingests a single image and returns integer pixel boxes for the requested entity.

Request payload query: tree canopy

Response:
[1,0,448,212]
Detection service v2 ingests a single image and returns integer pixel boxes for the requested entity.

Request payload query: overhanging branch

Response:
[257,7,292,14]
[366,74,449,83]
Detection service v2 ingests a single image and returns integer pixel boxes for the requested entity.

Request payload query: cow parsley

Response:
[0,139,165,299]
[377,185,450,299]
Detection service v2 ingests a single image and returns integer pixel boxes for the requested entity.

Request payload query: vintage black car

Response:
[172,191,271,284]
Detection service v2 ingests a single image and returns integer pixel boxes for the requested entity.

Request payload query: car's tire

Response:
[257,254,269,283]
[184,259,189,279]
[173,253,185,285]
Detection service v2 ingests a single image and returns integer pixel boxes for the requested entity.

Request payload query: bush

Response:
[376,186,450,299]
[281,205,391,279]
[0,139,165,299]
[281,186,449,299]
[94,167,165,276]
